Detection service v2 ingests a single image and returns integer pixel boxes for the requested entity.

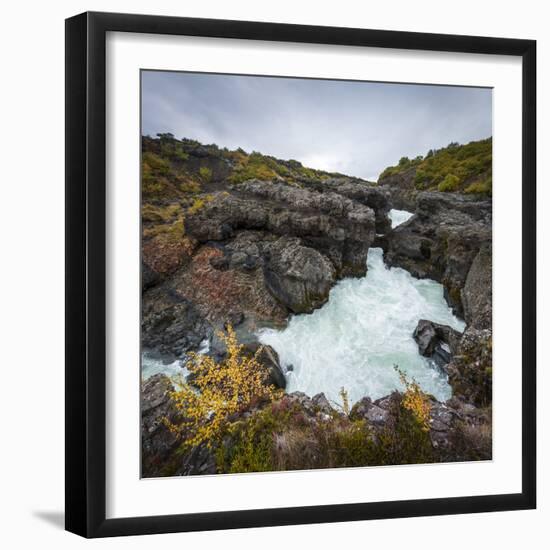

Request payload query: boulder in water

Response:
[263,237,336,314]
[413,319,461,367]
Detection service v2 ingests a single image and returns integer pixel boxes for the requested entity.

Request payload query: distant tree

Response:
[157,132,175,142]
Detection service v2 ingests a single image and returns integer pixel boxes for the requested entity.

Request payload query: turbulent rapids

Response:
[257,210,465,405]
[259,247,465,405]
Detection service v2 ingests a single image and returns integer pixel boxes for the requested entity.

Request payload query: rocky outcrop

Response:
[350,391,491,462]
[141,374,182,477]
[462,244,492,329]
[413,319,462,367]
[306,177,392,233]
[350,396,391,426]
[141,374,217,477]
[141,179,380,357]
[429,397,492,461]
[263,237,336,313]
[377,166,418,211]
[241,341,287,390]
[185,180,377,277]
[384,191,492,317]
[141,288,212,356]
[446,327,492,407]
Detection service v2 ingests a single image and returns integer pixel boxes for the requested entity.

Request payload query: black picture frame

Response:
[65,11,536,538]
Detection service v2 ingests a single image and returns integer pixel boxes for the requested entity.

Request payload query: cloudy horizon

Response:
[141,71,492,181]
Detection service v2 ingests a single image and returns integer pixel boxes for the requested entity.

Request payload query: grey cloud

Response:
[142,70,492,181]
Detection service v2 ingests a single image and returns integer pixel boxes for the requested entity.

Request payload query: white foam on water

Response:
[390,209,414,228]
[258,244,465,406]
[141,352,187,381]
[141,338,211,382]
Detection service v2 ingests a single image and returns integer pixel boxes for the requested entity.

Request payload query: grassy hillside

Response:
[141,133,340,202]
[378,137,492,196]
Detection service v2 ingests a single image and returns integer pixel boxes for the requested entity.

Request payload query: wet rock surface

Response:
[413,319,462,367]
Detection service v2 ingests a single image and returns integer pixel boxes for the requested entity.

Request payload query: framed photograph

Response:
[65,11,536,538]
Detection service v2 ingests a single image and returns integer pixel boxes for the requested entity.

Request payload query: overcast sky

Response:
[142,71,492,181]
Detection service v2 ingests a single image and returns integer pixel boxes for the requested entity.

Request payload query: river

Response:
[143,209,465,406]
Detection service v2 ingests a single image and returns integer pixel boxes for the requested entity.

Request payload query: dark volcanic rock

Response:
[312,392,333,415]
[413,319,462,367]
[284,391,339,418]
[178,443,217,476]
[185,180,376,277]
[141,374,181,477]
[446,327,492,407]
[430,397,492,461]
[210,325,287,390]
[377,166,419,211]
[244,341,287,390]
[141,286,211,356]
[142,261,162,291]
[462,244,492,329]
[384,191,492,317]
[350,396,391,426]
[350,391,491,462]
[263,237,336,313]
[306,177,392,233]
[141,374,217,476]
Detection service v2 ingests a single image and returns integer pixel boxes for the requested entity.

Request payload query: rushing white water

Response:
[141,351,188,381]
[258,233,465,406]
[141,340,209,381]
[389,208,414,228]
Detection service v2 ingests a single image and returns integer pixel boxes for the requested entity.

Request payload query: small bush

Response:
[199,166,213,182]
[142,152,171,175]
[187,194,214,215]
[465,177,492,195]
[438,173,460,192]
[142,216,184,241]
[141,203,180,223]
[165,325,281,449]
[396,367,431,431]
[142,177,168,196]
[179,180,201,194]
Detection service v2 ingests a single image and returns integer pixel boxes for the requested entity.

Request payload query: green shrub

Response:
[142,152,171,175]
[216,406,285,473]
[465,177,492,195]
[199,166,213,182]
[229,155,277,184]
[142,177,168,196]
[142,216,184,240]
[141,203,180,223]
[179,180,201,194]
[187,194,214,214]
[438,173,460,192]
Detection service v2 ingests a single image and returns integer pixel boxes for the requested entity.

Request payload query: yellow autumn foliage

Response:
[166,324,282,448]
[395,367,431,432]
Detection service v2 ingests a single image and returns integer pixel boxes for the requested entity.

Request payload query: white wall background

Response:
[0,1,546,548]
